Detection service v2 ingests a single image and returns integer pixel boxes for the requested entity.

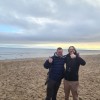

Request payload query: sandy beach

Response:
[0,55,100,100]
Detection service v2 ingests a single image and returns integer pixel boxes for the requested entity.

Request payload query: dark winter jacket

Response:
[64,54,86,81]
[44,53,65,81]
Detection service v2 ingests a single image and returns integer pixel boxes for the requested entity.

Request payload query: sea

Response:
[0,47,100,60]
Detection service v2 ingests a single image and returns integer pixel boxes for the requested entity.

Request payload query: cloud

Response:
[0,0,100,44]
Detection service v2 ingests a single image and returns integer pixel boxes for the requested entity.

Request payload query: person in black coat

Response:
[64,46,86,100]
[44,47,65,100]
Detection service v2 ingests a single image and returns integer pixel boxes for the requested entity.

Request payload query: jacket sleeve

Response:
[77,57,86,66]
[44,59,53,69]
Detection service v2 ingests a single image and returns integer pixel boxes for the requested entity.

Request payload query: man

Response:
[44,47,65,100]
[64,46,86,100]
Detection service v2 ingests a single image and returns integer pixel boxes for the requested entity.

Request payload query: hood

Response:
[54,52,63,57]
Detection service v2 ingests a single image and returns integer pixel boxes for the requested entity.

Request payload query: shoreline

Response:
[0,53,100,62]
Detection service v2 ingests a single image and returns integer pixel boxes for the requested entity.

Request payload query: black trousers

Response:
[45,79,61,100]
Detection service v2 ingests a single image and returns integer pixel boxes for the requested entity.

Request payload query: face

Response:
[57,49,63,56]
[68,46,75,54]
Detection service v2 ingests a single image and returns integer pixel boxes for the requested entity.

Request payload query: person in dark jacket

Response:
[44,47,65,100]
[64,46,86,100]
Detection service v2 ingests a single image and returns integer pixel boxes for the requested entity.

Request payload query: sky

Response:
[0,0,100,50]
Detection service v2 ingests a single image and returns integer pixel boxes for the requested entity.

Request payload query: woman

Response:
[64,46,86,100]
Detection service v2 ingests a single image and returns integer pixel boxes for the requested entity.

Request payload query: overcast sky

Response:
[0,0,100,47]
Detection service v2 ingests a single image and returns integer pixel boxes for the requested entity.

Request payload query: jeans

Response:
[45,79,61,100]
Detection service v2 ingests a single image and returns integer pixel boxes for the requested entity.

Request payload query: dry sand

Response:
[0,55,100,100]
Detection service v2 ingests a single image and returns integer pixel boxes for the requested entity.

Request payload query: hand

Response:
[48,57,53,63]
[70,52,76,59]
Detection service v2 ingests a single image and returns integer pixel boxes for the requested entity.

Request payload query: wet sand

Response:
[0,55,100,100]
